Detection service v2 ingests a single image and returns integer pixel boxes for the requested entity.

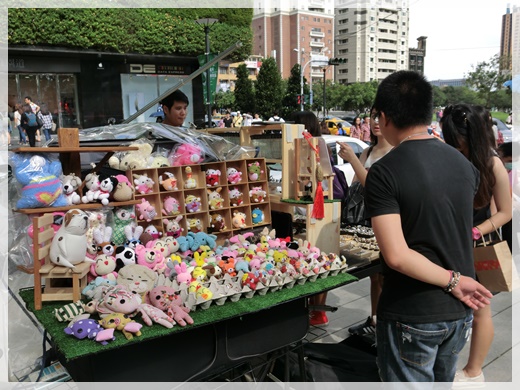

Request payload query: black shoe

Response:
[348,316,375,335]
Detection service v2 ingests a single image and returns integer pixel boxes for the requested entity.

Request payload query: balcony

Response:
[310,30,325,38]
[310,41,325,48]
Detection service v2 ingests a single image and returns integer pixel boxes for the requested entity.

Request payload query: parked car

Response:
[325,118,353,136]
[494,118,513,143]
[268,135,369,192]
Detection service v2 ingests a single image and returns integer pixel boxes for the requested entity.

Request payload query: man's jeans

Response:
[376,314,473,382]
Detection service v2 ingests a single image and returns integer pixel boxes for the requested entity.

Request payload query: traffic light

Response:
[328,57,347,65]
[297,94,302,105]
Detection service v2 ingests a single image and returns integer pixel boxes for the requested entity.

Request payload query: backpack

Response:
[26,112,38,127]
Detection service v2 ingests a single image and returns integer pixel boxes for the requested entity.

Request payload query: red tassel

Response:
[312,182,325,219]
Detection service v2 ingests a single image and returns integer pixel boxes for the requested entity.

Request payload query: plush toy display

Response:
[96,285,142,318]
[248,161,264,181]
[136,198,157,222]
[135,244,165,272]
[148,154,170,168]
[232,211,247,229]
[249,186,267,203]
[162,196,181,216]
[82,277,116,300]
[143,225,162,242]
[187,217,203,233]
[64,319,115,345]
[10,154,69,209]
[88,254,118,283]
[137,303,174,328]
[53,300,85,322]
[209,213,226,233]
[184,194,202,213]
[169,143,204,166]
[226,167,242,185]
[184,166,197,189]
[98,313,143,340]
[60,173,82,205]
[124,225,144,249]
[114,246,136,271]
[98,176,118,206]
[108,141,153,171]
[163,217,184,238]
[111,206,135,246]
[49,209,92,270]
[133,173,155,195]
[251,208,264,225]
[81,172,101,204]
[159,172,178,191]
[117,264,158,297]
[147,286,194,327]
[111,174,135,202]
[228,187,243,207]
[93,226,116,256]
[205,169,221,186]
[207,187,224,210]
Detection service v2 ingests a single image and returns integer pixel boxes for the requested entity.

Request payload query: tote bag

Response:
[474,228,517,292]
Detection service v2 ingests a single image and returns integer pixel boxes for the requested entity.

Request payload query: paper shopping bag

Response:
[474,239,514,292]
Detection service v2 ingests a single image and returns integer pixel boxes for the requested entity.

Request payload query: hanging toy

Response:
[302,130,324,219]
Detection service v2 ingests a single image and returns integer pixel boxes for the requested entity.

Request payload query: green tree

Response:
[214,90,235,111]
[281,64,304,118]
[443,86,481,105]
[490,88,512,111]
[432,86,447,107]
[255,57,283,119]
[465,54,509,108]
[340,81,378,113]
[234,64,255,114]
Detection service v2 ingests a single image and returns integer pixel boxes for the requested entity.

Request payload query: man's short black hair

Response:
[160,90,189,109]
[373,70,433,129]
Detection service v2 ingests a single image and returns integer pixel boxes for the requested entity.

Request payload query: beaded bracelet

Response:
[444,271,461,293]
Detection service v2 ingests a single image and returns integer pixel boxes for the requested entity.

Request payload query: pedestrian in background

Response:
[24,96,41,142]
[37,103,54,142]
[14,104,27,145]
[349,116,362,139]
[21,103,42,147]
[365,70,492,382]
[361,115,371,144]
[441,104,512,386]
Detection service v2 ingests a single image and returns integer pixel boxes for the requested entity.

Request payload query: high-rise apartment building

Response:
[501,5,513,72]
[252,0,336,83]
[512,6,520,75]
[334,1,409,84]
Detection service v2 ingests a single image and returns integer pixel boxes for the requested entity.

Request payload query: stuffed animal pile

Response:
[59,225,347,348]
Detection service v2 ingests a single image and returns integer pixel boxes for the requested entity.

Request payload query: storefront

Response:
[8,46,205,129]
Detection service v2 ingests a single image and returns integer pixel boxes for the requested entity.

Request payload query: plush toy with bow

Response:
[248,161,264,181]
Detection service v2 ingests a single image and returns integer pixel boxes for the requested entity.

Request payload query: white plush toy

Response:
[49,209,94,270]
[60,173,82,205]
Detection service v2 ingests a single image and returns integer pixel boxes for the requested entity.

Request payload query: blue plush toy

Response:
[186,231,218,252]
[10,153,68,209]
[252,208,264,225]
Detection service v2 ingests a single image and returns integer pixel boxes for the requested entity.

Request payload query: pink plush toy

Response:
[163,216,184,238]
[135,243,165,273]
[137,303,174,328]
[136,198,157,222]
[174,262,191,285]
[162,196,180,216]
[226,167,242,185]
[88,254,118,283]
[147,285,194,326]
[133,173,154,195]
[169,143,204,166]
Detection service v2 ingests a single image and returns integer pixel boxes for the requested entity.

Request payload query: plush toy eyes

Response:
[155,295,161,300]
[119,299,126,304]
[77,328,84,334]
[109,319,115,324]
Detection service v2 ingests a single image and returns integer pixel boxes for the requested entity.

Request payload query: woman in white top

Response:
[14,104,27,145]
[337,108,393,335]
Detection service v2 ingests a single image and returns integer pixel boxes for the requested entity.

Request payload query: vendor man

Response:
[160,90,189,127]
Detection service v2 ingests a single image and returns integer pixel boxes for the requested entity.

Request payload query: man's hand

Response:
[451,275,493,310]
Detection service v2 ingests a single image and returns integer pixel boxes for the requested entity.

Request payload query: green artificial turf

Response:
[19,271,357,361]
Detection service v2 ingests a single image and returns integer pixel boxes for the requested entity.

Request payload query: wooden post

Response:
[57,128,81,177]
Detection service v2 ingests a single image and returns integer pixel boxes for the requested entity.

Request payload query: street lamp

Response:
[196,17,219,128]
[300,54,329,111]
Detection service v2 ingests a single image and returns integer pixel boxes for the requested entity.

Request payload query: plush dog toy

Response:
[10,154,69,209]
[60,173,82,205]
[49,209,93,270]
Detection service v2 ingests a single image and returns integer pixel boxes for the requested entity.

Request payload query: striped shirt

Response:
[38,112,53,129]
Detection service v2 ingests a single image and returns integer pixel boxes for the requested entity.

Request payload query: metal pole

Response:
[323,67,326,118]
[204,26,212,128]
[122,41,242,124]
[300,64,304,111]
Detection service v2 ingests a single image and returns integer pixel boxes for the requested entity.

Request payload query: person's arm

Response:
[475,156,512,235]
[337,143,369,185]
[372,213,492,310]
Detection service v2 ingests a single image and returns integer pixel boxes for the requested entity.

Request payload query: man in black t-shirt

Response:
[364,70,492,382]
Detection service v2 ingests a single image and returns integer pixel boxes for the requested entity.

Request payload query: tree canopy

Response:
[465,55,509,109]
[255,57,284,119]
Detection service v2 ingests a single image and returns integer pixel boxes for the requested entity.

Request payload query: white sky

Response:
[409,0,514,81]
